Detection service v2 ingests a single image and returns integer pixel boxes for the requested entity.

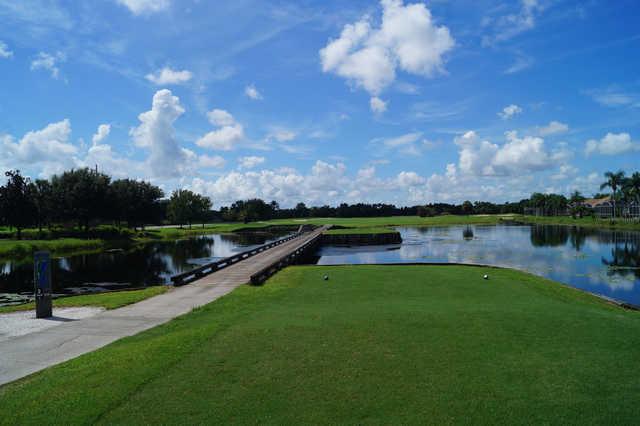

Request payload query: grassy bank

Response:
[0,225,245,259]
[272,214,517,228]
[518,215,640,230]
[0,286,168,314]
[0,238,105,258]
[2,265,639,424]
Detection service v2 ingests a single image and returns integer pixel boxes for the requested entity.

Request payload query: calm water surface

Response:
[0,231,288,305]
[317,225,640,306]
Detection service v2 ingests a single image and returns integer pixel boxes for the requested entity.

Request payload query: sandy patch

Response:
[0,307,104,342]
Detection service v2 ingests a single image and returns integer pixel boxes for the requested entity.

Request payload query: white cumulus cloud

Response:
[585,87,640,108]
[482,0,544,46]
[370,96,388,114]
[538,121,569,136]
[319,0,454,106]
[455,130,555,176]
[196,109,245,151]
[92,124,111,145]
[238,156,266,169]
[145,67,193,85]
[198,155,226,169]
[372,131,428,156]
[3,119,76,161]
[585,132,638,156]
[0,41,13,58]
[498,104,522,120]
[31,52,65,79]
[82,143,146,179]
[116,0,170,15]
[396,171,425,186]
[130,89,186,177]
[244,84,263,100]
[267,128,296,143]
[189,160,354,207]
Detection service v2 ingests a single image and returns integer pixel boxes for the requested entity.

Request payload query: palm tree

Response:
[600,170,626,218]
[569,190,585,205]
[568,190,586,218]
[627,172,640,205]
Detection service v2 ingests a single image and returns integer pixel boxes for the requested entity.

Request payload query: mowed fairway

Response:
[1,265,640,424]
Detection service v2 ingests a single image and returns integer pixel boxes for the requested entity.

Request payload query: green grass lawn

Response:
[1,265,639,424]
[0,286,168,314]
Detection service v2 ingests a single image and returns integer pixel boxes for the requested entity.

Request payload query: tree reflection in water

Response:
[529,225,569,247]
[602,243,640,280]
[569,227,588,251]
[0,231,290,296]
[0,258,34,294]
[463,227,474,240]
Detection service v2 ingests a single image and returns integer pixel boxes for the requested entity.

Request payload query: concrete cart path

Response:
[0,228,326,386]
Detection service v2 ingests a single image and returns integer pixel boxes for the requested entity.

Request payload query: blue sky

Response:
[0,0,639,207]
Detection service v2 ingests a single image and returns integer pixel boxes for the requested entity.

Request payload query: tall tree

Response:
[51,168,111,233]
[294,202,309,218]
[167,190,212,228]
[569,191,585,204]
[193,193,213,228]
[600,170,626,219]
[29,179,54,234]
[0,170,36,239]
[624,172,640,204]
[461,200,474,215]
[110,179,164,229]
[569,190,586,218]
[225,199,277,223]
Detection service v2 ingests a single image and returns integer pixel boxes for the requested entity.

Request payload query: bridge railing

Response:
[249,226,328,286]
[171,231,304,286]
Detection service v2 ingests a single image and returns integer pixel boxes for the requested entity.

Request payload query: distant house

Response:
[581,196,612,209]
[581,196,613,218]
[624,201,640,218]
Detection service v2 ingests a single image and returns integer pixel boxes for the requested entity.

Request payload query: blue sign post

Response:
[34,251,52,318]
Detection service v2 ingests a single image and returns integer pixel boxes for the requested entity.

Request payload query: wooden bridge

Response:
[171,225,329,286]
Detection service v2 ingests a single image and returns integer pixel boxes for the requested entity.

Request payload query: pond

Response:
[316,224,640,307]
[0,231,290,306]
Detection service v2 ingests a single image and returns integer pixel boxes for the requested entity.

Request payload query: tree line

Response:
[219,200,417,222]
[0,169,212,238]
[220,199,525,221]
[217,170,640,221]
[2,168,638,238]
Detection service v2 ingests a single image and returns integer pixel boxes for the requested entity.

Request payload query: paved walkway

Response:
[0,228,326,386]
